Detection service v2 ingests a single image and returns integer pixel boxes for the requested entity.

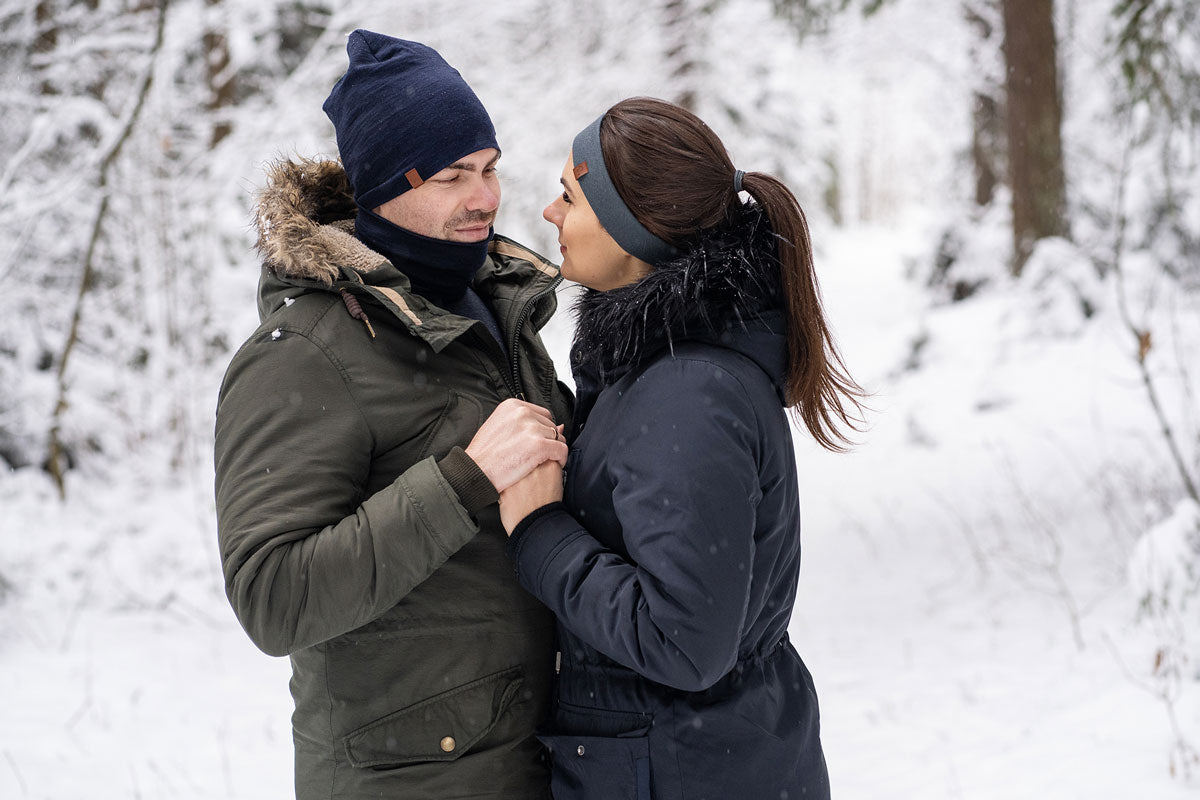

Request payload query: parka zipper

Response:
[505,274,563,401]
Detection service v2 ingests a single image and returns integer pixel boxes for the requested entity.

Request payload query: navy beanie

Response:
[323,30,499,210]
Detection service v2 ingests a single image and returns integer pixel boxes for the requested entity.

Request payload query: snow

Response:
[2,0,1198,798]
[788,222,1200,798]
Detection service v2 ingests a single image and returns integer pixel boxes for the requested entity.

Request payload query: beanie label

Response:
[406,168,423,189]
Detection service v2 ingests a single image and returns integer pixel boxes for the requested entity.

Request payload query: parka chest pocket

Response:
[414,391,483,462]
[342,666,524,769]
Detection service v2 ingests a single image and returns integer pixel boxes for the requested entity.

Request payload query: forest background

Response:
[1,0,1198,797]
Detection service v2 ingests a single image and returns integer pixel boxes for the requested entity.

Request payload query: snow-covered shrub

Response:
[1011,236,1103,336]
[1130,498,1200,672]
[1129,497,1200,777]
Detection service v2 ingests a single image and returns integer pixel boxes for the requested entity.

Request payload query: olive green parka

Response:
[214,159,570,800]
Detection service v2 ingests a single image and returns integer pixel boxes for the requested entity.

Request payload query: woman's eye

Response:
[562,191,571,204]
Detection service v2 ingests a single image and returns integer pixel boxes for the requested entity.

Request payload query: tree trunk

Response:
[1001,0,1068,273]
[204,0,236,148]
[964,1,1004,209]
[34,0,58,95]
[660,0,702,111]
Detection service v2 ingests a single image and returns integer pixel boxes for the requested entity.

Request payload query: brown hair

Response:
[600,97,866,451]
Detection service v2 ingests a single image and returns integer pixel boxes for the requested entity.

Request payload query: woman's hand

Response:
[499,459,564,535]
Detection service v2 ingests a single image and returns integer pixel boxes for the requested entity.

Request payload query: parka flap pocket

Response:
[537,731,651,800]
[343,666,524,768]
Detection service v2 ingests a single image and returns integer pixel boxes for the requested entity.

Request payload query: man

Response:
[214,30,570,800]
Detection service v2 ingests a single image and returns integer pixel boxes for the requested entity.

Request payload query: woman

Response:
[499,97,863,800]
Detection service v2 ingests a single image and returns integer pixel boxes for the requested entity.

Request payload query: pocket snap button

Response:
[576,745,585,756]
[440,736,456,753]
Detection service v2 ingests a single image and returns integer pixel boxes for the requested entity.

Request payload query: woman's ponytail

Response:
[740,172,866,451]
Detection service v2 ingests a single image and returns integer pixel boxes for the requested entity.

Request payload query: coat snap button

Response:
[576,745,585,757]
[440,736,456,753]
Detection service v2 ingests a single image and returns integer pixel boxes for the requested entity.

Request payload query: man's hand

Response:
[465,399,567,493]
[499,460,564,534]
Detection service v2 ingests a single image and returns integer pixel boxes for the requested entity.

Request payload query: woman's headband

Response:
[570,115,680,266]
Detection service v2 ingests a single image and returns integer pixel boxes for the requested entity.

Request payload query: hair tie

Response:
[733,169,746,194]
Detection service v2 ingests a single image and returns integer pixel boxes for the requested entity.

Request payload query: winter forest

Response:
[1,0,1198,797]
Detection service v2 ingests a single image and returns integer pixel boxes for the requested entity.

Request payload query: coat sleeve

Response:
[507,358,762,691]
[214,328,481,657]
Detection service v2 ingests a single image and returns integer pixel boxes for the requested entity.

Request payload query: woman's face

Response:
[543,154,651,292]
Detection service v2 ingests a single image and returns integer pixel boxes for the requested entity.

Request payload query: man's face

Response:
[374,148,501,242]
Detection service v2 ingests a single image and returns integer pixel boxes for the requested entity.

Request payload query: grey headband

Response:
[571,115,680,266]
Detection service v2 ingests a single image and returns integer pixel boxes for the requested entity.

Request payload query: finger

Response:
[542,439,569,467]
[522,413,558,434]
[517,402,554,420]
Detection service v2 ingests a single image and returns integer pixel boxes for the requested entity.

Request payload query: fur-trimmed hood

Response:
[570,204,787,390]
[253,158,384,284]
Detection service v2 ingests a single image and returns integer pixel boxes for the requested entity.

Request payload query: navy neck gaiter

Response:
[355,206,490,305]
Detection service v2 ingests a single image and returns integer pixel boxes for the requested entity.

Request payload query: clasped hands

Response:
[464,398,565,535]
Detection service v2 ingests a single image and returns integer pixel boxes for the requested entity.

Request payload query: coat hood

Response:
[249,158,562,347]
[253,157,386,285]
[570,204,788,392]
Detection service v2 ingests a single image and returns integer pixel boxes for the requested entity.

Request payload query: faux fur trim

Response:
[253,158,385,284]
[571,204,783,380]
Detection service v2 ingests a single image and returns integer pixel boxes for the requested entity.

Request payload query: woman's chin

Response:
[559,262,586,289]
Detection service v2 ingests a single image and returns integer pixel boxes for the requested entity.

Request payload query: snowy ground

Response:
[2,215,1196,799]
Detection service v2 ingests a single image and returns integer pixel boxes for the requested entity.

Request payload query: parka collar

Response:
[569,204,788,393]
[252,157,559,352]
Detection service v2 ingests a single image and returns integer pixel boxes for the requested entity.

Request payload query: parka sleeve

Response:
[214,328,481,657]
[507,358,762,692]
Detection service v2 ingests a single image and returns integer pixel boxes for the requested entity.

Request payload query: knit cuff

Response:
[436,446,498,515]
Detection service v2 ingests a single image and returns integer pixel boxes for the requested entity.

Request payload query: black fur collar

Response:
[570,204,783,382]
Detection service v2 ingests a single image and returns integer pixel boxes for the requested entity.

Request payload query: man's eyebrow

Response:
[445,154,501,172]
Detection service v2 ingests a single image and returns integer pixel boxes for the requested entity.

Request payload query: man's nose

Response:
[466,176,499,212]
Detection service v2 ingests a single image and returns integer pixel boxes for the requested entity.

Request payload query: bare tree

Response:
[45,0,169,496]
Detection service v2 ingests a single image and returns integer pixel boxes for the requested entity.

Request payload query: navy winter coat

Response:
[507,208,830,800]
